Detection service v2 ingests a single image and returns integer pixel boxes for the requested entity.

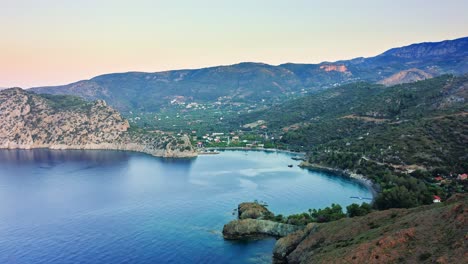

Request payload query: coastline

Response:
[299,161,379,199]
[203,147,306,156]
[0,143,198,158]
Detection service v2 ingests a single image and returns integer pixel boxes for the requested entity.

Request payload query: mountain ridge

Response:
[30,37,468,112]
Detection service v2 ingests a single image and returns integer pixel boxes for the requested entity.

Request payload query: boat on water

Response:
[350,196,373,200]
[288,164,293,168]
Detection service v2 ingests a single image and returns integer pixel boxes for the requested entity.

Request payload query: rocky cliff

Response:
[223,202,303,240]
[0,88,196,157]
[223,219,303,240]
[273,194,467,264]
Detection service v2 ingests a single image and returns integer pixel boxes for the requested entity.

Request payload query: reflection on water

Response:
[0,149,370,264]
[0,149,131,164]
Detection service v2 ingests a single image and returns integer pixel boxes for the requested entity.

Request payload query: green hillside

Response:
[237,75,468,209]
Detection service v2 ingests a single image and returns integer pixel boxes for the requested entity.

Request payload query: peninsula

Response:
[0,88,196,158]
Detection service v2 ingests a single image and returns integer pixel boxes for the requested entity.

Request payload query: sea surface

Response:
[0,149,371,264]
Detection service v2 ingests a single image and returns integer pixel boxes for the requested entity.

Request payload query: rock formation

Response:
[0,88,196,158]
[238,202,272,219]
[223,219,303,240]
[377,68,433,86]
[222,202,303,240]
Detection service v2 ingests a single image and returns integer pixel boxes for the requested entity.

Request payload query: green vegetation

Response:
[40,93,92,111]
[346,203,373,217]
[238,75,468,210]
[266,202,372,226]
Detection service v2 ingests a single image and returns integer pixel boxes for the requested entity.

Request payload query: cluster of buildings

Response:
[193,131,267,149]
[433,173,467,184]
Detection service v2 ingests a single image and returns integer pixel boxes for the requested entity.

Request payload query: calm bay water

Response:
[0,149,371,264]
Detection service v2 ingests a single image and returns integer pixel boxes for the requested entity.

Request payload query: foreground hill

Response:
[0,88,196,157]
[273,194,467,263]
[30,37,468,112]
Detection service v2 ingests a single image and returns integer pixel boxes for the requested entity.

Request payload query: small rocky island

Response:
[222,202,303,240]
[0,88,196,158]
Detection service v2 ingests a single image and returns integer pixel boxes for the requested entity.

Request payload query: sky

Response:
[1,0,467,88]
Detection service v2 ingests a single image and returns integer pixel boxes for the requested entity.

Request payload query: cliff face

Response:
[0,88,196,157]
[223,219,303,240]
[273,194,468,264]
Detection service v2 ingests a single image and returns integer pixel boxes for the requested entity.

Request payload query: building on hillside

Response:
[457,173,467,180]
[433,195,442,203]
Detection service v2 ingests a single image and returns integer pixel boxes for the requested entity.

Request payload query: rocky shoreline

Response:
[299,161,379,198]
[0,142,198,158]
[204,147,306,156]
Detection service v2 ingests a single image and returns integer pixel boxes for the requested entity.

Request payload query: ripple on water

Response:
[0,149,371,264]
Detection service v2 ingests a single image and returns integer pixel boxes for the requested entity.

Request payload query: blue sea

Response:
[0,149,371,263]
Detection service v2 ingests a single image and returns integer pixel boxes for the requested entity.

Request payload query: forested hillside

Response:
[238,75,468,209]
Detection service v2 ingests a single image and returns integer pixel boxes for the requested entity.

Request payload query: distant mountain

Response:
[0,88,196,157]
[381,38,468,58]
[30,37,468,112]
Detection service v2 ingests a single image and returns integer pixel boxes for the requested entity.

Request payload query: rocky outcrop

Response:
[273,223,318,264]
[319,64,349,73]
[378,68,433,86]
[0,88,196,158]
[238,202,272,219]
[272,194,468,264]
[223,219,303,240]
[223,202,304,240]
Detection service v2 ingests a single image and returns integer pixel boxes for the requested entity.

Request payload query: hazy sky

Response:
[1,0,467,88]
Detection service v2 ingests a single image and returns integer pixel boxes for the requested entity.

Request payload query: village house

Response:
[433,195,442,203]
[458,173,467,180]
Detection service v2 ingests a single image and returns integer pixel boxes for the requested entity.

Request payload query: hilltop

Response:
[0,88,196,157]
